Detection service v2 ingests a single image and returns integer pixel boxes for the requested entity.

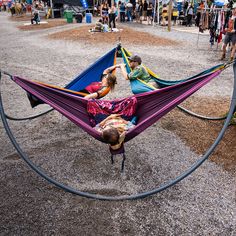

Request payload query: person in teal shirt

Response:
[119,55,159,89]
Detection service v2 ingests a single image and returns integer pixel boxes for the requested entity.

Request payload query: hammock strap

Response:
[121,153,126,172]
[110,154,114,164]
[110,153,126,172]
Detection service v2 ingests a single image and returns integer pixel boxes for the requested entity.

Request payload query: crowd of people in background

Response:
[1,0,233,28]
[1,0,236,60]
[0,0,49,17]
[98,0,154,25]
[93,0,236,60]
[94,0,234,27]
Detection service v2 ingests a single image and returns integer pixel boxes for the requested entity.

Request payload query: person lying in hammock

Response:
[119,55,159,89]
[95,114,136,150]
[27,65,119,107]
[84,64,118,99]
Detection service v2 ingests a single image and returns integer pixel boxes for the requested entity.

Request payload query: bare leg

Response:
[221,43,227,60]
[148,81,159,89]
[230,43,236,61]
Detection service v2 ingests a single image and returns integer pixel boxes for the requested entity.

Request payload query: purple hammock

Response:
[11,67,222,143]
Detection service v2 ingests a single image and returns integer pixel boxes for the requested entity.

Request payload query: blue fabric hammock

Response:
[26,47,117,107]
[66,48,117,91]
[26,45,224,101]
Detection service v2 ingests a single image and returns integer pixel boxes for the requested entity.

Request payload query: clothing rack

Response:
[196,7,233,49]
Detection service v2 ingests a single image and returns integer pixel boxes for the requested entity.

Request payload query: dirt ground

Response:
[160,97,236,173]
[9,14,33,21]
[48,25,179,46]
[14,16,178,46]
[1,13,236,235]
[10,14,68,30]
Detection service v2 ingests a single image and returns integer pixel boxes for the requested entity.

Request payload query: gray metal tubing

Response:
[5,109,54,121]
[0,63,236,201]
[177,105,227,120]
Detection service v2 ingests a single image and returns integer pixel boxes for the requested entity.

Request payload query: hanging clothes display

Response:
[198,8,232,46]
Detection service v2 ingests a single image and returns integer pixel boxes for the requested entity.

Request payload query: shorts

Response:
[147,10,152,17]
[224,32,236,45]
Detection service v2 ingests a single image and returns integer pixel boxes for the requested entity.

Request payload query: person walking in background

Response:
[221,3,236,61]
[138,0,143,23]
[199,1,204,10]
[143,0,148,21]
[183,1,188,15]
[101,1,109,24]
[172,7,178,25]
[126,1,133,22]
[186,4,193,27]
[134,1,139,22]
[147,2,153,25]
[108,3,116,30]
[31,6,40,24]
[161,4,168,26]
[119,1,126,22]
[195,7,201,27]
[115,2,119,22]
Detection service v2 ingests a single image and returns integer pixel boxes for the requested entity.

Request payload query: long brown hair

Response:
[106,74,117,91]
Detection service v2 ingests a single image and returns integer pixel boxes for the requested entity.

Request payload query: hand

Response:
[119,63,126,68]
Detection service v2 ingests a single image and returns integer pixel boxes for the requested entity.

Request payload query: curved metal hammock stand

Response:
[5,108,54,121]
[177,105,227,120]
[0,64,236,201]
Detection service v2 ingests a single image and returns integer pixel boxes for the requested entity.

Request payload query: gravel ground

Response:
[0,12,235,235]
